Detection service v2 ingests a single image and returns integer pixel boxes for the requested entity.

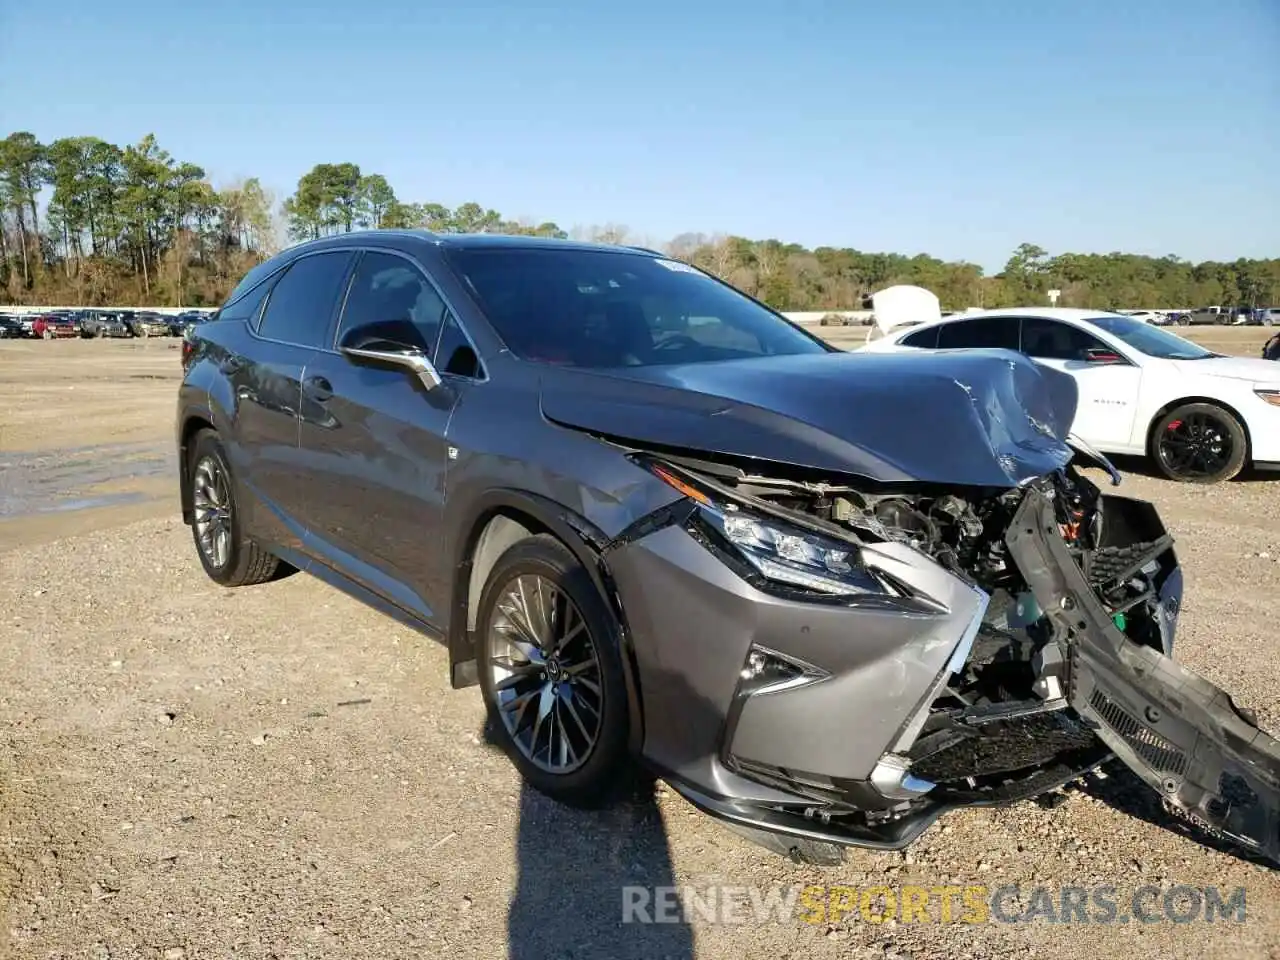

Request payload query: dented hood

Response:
[539,349,1079,487]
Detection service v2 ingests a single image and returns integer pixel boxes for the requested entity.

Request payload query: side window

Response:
[1020,317,1109,361]
[218,275,275,325]
[434,313,483,379]
[901,326,940,348]
[937,315,1020,350]
[257,252,355,348]
[335,251,446,354]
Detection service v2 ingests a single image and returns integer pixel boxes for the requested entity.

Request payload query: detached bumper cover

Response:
[1007,486,1280,864]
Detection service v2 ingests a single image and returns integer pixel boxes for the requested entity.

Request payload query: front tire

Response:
[186,429,281,586]
[1151,402,1248,484]
[476,534,632,809]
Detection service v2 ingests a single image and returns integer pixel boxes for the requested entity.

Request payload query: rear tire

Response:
[1150,402,1248,484]
[476,534,632,809]
[186,429,281,586]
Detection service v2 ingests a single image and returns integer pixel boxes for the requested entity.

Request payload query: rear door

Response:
[231,250,355,550]
[1007,494,1280,865]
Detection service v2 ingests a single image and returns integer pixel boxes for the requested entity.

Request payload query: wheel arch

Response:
[178,411,216,523]
[1145,395,1253,463]
[447,489,645,753]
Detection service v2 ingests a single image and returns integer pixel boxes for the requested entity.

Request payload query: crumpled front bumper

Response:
[604,503,1097,852]
[607,477,1280,865]
[1007,485,1280,865]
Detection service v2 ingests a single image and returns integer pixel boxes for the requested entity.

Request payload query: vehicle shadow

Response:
[479,716,695,960]
[1052,761,1277,870]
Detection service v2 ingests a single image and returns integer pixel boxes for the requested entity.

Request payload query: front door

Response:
[295,249,461,627]
[1020,317,1143,451]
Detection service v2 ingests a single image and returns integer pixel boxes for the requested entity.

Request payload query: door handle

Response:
[303,375,333,402]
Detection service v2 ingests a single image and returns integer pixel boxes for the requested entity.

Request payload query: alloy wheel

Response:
[486,573,604,774]
[192,455,233,569]
[1157,411,1234,480]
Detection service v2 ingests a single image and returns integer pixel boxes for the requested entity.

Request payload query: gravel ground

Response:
[1,331,1278,960]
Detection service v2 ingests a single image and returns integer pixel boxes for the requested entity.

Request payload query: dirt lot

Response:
[1,329,1278,960]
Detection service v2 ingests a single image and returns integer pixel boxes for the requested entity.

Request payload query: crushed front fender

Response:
[1006,485,1280,865]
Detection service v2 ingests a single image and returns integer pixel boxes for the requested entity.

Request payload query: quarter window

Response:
[219,276,275,325]
[257,252,355,348]
[434,312,482,379]
[900,326,941,348]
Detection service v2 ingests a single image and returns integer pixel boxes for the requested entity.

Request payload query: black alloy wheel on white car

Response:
[1151,402,1248,484]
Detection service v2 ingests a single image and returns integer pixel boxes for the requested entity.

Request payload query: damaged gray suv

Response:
[178,232,1280,865]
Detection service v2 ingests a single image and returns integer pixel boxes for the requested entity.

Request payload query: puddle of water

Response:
[0,491,151,516]
[0,441,177,518]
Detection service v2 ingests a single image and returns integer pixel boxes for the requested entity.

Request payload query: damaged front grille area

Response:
[908,705,1100,783]
[652,453,1176,814]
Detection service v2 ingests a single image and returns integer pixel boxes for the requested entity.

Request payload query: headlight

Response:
[1255,390,1280,408]
[643,460,882,598]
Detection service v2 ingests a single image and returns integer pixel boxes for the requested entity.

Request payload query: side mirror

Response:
[1084,347,1125,365]
[339,331,442,391]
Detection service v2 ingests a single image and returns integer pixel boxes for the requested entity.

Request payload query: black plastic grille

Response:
[909,710,1099,783]
[1089,689,1188,778]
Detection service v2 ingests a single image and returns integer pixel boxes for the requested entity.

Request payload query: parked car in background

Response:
[168,310,208,336]
[0,313,22,338]
[1122,310,1163,324]
[32,313,79,339]
[128,311,171,338]
[860,307,1280,483]
[176,232,1280,868]
[1175,306,1229,326]
[80,311,132,338]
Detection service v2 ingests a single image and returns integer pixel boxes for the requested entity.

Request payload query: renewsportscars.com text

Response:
[621,883,1248,926]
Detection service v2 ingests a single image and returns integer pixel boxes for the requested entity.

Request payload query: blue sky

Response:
[6,0,1278,271]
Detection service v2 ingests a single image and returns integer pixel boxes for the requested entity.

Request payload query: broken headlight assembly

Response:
[642,460,883,599]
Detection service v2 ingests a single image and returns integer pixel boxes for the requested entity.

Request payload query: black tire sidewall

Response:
[1151,403,1248,483]
[475,535,631,808]
[188,431,249,583]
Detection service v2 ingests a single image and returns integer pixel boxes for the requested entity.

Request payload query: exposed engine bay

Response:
[655,451,1177,808]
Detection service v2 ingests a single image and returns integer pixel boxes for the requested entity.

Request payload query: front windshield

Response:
[447,246,832,367]
[1084,315,1215,360]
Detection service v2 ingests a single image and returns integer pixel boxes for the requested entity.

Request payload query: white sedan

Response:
[859,307,1280,483]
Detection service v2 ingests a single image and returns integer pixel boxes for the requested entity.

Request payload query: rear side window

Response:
[901,326,940,348]
[937,315,1021,350]
[257,251,355,349]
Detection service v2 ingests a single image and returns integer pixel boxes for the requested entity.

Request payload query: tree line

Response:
[3,131,1277,311]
